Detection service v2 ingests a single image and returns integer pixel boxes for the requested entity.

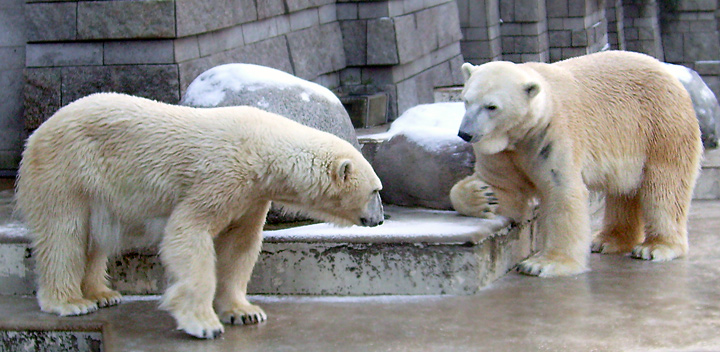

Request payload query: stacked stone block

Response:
[0,0,27,170]
[24,0,346,130]
[456,0,502,64]
[605,0,626,50]
[662,0,720,64]
[499,0,550,63]
[623,0,664,60]
[337,0,465,118]
[662,0,720,98]
[546,0,608,62]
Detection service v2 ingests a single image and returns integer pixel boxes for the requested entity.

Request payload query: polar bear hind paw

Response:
[517,255,588,277]
[86,290,123,308]
[219,303,267,325]
[590,239,633,254]
[631,243,683,261]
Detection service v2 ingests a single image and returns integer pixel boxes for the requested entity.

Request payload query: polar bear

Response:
[454,50,702,277]
[16,93,384,339]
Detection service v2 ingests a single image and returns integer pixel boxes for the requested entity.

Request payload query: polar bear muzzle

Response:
[359,190,384,227]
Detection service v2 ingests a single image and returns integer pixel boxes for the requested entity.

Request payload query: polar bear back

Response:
[524,51,700,192]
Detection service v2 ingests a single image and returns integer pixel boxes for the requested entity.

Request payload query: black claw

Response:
[241,315,247,325]
[213,330,222,339]
[230,316,235,325]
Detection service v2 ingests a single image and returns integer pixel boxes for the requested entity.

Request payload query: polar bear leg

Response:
[591,193,644,254]
[159,206,223,339]
[476,152,535,222]
[633,167,692,261]
[34,204,99,316]
[214,200,270,326]
[518,180,591,277]
[81,242,122,308]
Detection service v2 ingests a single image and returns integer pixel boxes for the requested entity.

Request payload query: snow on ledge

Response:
[264,205,511,245]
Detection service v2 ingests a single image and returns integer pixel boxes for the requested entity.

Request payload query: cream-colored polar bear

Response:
[454,51,702,277]
[16,93,384,339]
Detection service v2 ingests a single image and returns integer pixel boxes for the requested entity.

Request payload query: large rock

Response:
[372,103,474,210]
[665,63,720,149]
[181,64,360,223]
[181,63,360,149]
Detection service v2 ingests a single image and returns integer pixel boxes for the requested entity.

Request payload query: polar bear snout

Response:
[359,191,384,227]
[458,131,474,142]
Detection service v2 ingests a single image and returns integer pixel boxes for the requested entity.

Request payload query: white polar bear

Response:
[455,51,702,277]
[16,93,384,339]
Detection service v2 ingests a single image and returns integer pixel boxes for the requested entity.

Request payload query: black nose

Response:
[458,131,473,142]
[360,218,383,227]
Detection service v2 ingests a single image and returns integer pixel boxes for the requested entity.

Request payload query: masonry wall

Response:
[456,0,720,101]
[0,0,26,173]
[4,0,720,171]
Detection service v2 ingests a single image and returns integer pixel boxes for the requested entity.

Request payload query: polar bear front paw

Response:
[517,255,588,277]
[40,298,99,316]
[450,177,498,218]
[218,303,267,325]
[174,308,224,339]
[631,243,684,262]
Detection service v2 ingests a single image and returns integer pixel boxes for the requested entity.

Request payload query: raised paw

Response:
[219,303,267,325]
[450,177,498,218]
[631,243,684,262]
[174,308,224,339]
[86,290,123,308]
[40,298,99,316]
[517,254,588,277]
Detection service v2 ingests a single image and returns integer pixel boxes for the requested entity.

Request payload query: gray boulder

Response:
[181,64,360,223]
[371,103,474,210]
[665,63,720,149]
[181,63,360,149]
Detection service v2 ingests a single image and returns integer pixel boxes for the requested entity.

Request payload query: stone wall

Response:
[20,0,464,140]
[456,0,720,99]
[336,0,465,117]
[3,0,720,170]
[0,0,26,173]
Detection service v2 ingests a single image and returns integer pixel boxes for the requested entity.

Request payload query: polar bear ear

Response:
[334,159,353,183]
[524,82,540,99]
[461,63,476,81]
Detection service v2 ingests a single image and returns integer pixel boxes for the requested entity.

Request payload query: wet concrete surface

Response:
[1,200,719,351]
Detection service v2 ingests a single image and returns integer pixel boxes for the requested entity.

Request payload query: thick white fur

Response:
[16,93,383,339]
[454,51,702,277]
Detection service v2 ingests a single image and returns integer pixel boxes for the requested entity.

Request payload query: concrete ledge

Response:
[1,187,536,296]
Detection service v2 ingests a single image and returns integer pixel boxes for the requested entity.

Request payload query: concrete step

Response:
[0,190,537,297]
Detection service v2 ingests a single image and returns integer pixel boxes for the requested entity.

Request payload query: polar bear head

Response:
[458,61,548,154]
[322,156,385,227]
[270,143,384,228]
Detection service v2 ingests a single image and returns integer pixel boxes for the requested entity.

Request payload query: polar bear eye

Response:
[485,105,498,111]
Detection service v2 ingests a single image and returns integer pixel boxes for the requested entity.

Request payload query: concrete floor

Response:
[1,200,719,351]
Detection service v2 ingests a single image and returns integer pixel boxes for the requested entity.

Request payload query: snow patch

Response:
[367,102,466,151]
[664,63,694,84]
[183,63,341,107]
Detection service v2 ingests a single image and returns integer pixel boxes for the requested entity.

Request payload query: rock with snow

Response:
[181,63,360,149]
[372,103,475,210]
[665,63,720,149]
